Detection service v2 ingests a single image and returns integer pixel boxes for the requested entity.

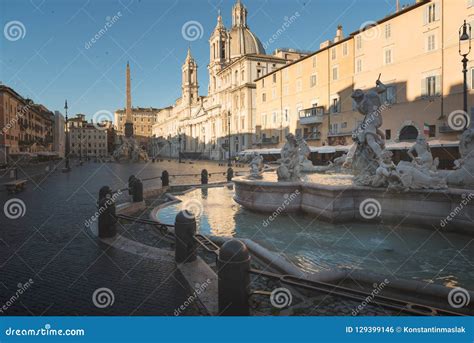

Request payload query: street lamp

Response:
[63,100,70,172]
[227,111,232,167]
[178,129,182,163]
[167,134,172,159]
[459,20,472,130]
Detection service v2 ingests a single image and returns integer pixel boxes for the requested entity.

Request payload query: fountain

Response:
[234,78,473,233]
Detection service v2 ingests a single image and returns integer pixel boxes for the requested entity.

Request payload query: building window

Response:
[429,125,436,138]
[384,48,393,65]
[262,93,266,102]
[385,24,391,39]
[422,75,441,97]
[273,73,277,83]
[310,74,317,87]
[312,56,317,67]
[343,42,348,56]
[356,58,362,73]
[356,36,362,50]
[272,112,277,123]
[331,48,336,60]
[331,97,340,113]
[385,129,391,140]
[262,79,265,87]
[272,88,277,99]
[332,66,339,81]
[284,109,289,122]
[425,2,439,24]
[427,34,436,51]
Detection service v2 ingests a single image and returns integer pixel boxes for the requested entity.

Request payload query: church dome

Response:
[229,26,265,58]
[228,0,265,58]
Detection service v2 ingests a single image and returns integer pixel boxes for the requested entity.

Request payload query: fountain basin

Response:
[233,175,473,234]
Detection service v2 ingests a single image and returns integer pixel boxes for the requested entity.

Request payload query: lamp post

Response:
[63,100,70,172]
[460,20,472,130]
[167,134,172,159]
[178,129,182,163]
[227,111,232,167]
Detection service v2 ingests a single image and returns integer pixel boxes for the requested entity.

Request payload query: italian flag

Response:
[423,123,430,135]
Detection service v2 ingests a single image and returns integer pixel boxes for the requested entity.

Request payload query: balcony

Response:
[299,106,324,125]
[304,132,321,141]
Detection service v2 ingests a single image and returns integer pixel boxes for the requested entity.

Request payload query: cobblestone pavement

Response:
[0,160,234,316]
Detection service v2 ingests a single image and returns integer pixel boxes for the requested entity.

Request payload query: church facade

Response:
[150,0,304,160]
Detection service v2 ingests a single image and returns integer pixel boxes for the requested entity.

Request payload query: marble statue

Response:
[445,119,474,188]
[350,78,388,185]
[112,136,149,163]
[296,135,318,172]
[407,134,436,171]
[277,133,301,181]
[371,150,400,188]
[396,160,447,190]
[248,152,264,179]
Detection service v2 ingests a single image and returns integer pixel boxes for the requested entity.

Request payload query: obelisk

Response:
[124,61,134,138]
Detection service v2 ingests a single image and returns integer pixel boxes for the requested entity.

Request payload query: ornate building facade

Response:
[255,0,469,164]
[150,0,305,160]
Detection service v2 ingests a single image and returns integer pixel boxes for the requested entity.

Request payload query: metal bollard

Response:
[201,169,208,185]
[218,239,251,316]
[226,167,234,182]
[161,170,169,187]
[174,211,197,264]
[98,186,117,238]
[132,177,143,202]
[98,185,112,202]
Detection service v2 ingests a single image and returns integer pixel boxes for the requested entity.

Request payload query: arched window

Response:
[399,125,418,141]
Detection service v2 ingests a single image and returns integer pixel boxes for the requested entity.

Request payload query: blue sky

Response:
[0,0,396,121]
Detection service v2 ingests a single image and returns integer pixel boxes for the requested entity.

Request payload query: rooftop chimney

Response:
[334,25,344,43]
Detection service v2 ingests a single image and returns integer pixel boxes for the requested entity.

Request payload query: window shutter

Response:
[435,75,441,96]
[435,2,440,21]
[421,78,427,98]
